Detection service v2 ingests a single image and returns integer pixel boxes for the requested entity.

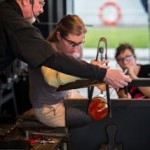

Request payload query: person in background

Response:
[0,0,131,90]
[29,14,109,127]
[115,43,150,99]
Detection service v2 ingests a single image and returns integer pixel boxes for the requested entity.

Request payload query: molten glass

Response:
[88,95,108,120]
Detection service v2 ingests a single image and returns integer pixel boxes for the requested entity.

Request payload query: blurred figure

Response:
[115,43,150,99]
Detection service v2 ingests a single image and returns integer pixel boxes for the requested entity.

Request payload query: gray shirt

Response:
[29,68,69,107]
[29,44,83,108]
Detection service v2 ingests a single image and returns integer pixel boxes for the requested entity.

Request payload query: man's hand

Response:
[104,68,132,89]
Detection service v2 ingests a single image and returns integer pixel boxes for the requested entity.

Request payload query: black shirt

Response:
[129,64,150,99]
[0,0,106,81]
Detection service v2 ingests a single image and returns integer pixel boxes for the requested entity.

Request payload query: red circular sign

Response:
[99,1,122,25]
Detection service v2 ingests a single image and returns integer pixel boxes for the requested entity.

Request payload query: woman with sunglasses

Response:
[115,43,150,99]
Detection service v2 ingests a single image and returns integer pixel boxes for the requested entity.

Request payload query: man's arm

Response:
[2,6,131,88]
[43,54,106,81]
[4,12,106,81]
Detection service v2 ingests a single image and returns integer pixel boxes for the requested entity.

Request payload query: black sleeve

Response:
[3,6,106,81]
[43,54,107,81]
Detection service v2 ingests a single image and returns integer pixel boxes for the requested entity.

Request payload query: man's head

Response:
[16,0,45,23]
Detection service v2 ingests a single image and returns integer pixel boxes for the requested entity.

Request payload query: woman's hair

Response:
[115,43,136,59]
[47,14,87,42]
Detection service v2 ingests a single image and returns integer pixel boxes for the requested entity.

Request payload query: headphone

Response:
[29,0,34,5]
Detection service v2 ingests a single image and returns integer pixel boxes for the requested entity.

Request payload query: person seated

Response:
[29,14,108,127]
[115,43,150,99]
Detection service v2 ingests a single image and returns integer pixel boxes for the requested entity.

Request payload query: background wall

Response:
[73,0,148,26]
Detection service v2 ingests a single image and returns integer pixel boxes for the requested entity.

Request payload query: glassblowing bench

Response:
[58,78,150,150]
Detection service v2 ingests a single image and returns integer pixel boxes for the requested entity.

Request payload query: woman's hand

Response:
[90,59,109,69]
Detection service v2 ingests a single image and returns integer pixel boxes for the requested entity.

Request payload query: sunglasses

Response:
[62,36,85,47]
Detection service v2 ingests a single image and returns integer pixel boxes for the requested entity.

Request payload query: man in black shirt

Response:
[0,0,131,88]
